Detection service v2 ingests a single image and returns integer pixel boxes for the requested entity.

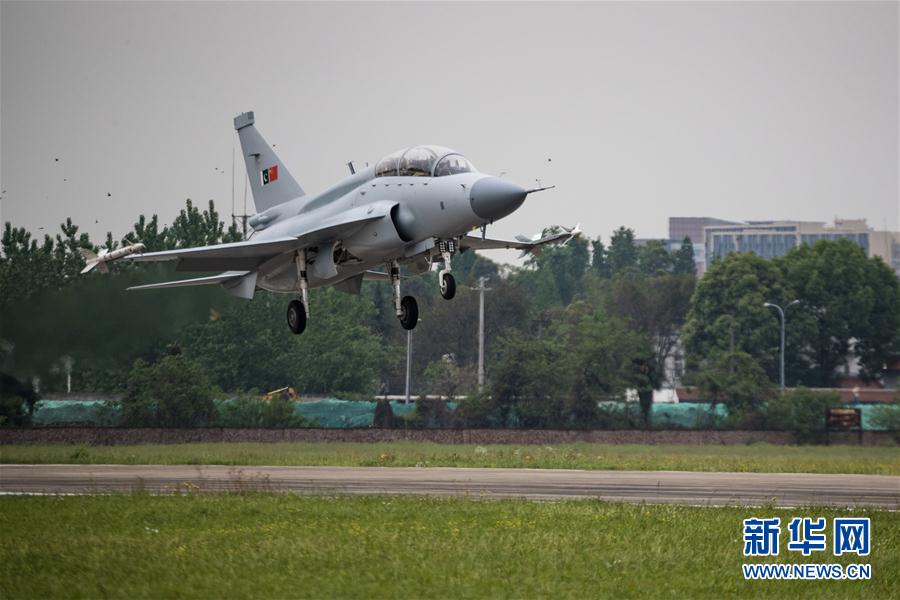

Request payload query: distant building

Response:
[662,217,900,277]
[703,218,900,276]
[668,217,741,275]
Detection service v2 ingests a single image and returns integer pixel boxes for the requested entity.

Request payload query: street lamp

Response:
[764,300,800,390]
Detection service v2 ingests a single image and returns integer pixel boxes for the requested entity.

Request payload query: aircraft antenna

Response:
[229,146,252,239]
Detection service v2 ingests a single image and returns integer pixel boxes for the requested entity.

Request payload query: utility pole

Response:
[764,300,800,391]
[476,277,492,390]
[405,328,412,404]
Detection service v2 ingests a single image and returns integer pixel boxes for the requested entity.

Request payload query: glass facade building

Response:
[699,219,900,276]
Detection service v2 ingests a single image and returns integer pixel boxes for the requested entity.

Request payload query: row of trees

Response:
[684,241,900,387]
[2,197,899,430]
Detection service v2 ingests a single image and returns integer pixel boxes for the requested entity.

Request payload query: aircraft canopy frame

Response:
[374,146,476,178]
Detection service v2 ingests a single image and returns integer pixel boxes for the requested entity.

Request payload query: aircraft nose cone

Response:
[469,177,528,222]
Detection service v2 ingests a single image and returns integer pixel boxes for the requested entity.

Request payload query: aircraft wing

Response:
[126,206,389,272]
[127,271,250,291]
[460,224,582,257]
[127,236,303,271]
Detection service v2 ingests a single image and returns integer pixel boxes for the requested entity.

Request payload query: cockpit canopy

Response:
[374,146,476,178]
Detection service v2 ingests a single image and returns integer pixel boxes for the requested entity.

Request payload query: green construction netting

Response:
[30,399,117,426]
[293,399,416,428]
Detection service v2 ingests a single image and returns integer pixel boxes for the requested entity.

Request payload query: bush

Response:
[423,360,475,401]
[372,398,394,428]
[870,403,900,443]
[0,373,38,426]
[455,392,502,428]
[762,388,842,443]
[120,355,216,427]
[215,395,311,428]
[408,397,456,429]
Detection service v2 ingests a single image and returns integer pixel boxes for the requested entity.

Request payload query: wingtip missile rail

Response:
[79,243,146,274]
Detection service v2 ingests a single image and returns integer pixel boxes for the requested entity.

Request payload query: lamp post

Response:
[764,300,800,390]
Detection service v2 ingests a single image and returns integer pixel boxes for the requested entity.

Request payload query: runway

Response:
[1,465,897,508]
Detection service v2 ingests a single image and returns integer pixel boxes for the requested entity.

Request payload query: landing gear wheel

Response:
[398,296,419,330]
[440,272,456,300]
[287,299,307,335]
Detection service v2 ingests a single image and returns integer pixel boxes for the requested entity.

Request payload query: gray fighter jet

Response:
[124,112,580,334]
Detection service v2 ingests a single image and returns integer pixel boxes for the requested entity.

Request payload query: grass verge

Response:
[2,441,899,474]
[1,494,897,599]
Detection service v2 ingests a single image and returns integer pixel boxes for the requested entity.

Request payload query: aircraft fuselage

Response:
[248,167,523,293]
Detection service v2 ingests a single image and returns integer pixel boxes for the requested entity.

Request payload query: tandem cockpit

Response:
[374,146,477,178]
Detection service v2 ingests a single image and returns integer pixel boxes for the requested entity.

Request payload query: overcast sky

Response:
[1,1,898,262]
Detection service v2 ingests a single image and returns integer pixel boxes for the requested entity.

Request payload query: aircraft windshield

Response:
[374,150,403,177]
[434,154,475,177]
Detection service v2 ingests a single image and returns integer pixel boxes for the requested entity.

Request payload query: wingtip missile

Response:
[79,242,146,274]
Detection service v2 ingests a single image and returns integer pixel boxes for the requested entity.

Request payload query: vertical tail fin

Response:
[234,111,305,213]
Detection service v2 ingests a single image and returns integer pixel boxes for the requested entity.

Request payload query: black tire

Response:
[440,272,456,300]
[399,295,418,330]
[287,299,307,335]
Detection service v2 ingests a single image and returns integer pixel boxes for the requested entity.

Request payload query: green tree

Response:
[168,199,225,247]
[0,223,59,313]
[571,308,656,427]
[607,272,695,395]
[183,289,390,395]
[216,394,310,428]
[682,252,793,383]
[0,373,38,426]
[607,226,638,275]
[762,388,841,443]
[53,218,93,280]
[672,237,696,275]
[518,231,590,308]
[637,240,672,276]
[489,331,571,427]
[693,350,775,420]
[121,355,216,427]
[122,214,170,251]
[590,238,611,278]
[779,240,900,385]
[424,359,475,400]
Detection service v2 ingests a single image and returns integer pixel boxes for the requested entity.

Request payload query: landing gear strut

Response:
[287,249,310,335]
[438,239,456,300]
[391,261,418,330]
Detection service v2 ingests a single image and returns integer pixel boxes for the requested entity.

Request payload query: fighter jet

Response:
[121,112,579,334]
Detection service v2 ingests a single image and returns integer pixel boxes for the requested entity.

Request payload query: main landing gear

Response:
[391,260,419,330]
[287,249,310,335]
[438,239,456,300]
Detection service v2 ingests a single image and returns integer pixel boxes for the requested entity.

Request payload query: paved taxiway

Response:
[1,465,897,507]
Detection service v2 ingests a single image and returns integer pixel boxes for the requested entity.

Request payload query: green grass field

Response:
[1,494,896,599]
[2,441,898,474]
